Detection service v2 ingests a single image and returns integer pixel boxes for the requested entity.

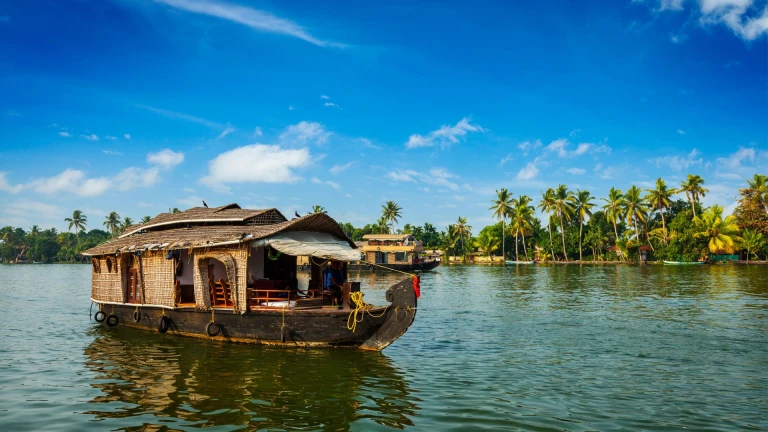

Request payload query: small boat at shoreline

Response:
[663,260,705,265]
[506,260,534,265]
[83,204,418,351]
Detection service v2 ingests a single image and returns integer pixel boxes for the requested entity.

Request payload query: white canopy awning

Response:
[252,231,363,262]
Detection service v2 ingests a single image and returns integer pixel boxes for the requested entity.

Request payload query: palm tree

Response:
[741,229,766,263]
[141,216,152,224]
[310,205,327,214]
[375,217,390,234]
[624,185,647,242]
[452,216,472,258]
[490,188,513,261]
[680,174,708,218]
[553,185,576,260]
[169,207,181,214]
[537,188,557,259]
[64,210,87,245]
[573,189,595,261]
[29,225,40,239]
[474,232,500,261]
[694,205,741,254]
[645,178,675,245]
[601,188,624,245]
[381,201,403,233]
[511,195,534,260]
[121,217,134,234]
[103,212,122,237]
[744,174,768,210]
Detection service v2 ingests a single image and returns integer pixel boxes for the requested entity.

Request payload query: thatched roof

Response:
[84,210,352,256]
[362,234,413,241]
[120,204,286,238]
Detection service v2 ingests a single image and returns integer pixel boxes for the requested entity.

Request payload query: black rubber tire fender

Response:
[157,315,170,334]
[205,321,221,337]
[132,310,141,323]
[106,314,119,327]
[94,311,106,323]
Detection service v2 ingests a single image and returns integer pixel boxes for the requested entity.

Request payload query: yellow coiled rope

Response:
[347,291,388,333]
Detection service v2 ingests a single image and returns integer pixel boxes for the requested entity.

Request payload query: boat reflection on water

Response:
[83,326,418,430]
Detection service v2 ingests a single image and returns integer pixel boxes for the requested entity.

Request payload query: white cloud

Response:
[677,129,686,135]
[499,153,513,167]
[103,150,123,156]
[183,187,196,193]
[105,135,117,140]
[650,0,768,41]
[320,95,330,100]
[566,168,586,175]
[81,133,99,141]
[387,167,460,190]
[216,124,235,139]
[253,127,263,137]
[716,147,755,170]
[201,144,311,191]
[546,138,610,157]
[516,162,539,180]
[288,105,295,111]
[659,0,684,11]
[59,131,71,137]
[651,148,703,171]
[0,172,24,193]
[324,102,342,109]
[124,133,131,140]
[153,0,344,48]
[280,121,331,145]
[311,177,341,189]
[569,129,580,137]
[4,200,61,218]
[147,149,185,168]
[518,139,543,155]
[330,161,355,174]
[405,117,484,149]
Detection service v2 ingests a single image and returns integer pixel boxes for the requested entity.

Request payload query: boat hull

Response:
[93,279,417,351]
[506,261,534,265]
[663,261,705,265]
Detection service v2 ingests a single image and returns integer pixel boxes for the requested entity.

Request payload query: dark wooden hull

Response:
[94,279,417,351]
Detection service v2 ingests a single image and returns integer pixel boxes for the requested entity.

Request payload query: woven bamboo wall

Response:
[139,251,176,308]
[192,245,249,312]
[91,256,127,302]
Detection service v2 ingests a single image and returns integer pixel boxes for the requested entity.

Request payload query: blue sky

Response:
[1,0,766,233]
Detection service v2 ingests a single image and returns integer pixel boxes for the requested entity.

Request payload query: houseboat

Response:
[83,204,418,351]
[352,234,440,272]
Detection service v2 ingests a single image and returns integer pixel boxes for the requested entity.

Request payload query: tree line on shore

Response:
[333,174,768,262]
[1,175,766,264]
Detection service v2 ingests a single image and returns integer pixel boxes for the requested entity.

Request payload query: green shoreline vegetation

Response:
[1,175,766,264]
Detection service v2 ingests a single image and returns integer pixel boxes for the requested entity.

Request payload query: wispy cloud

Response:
[330,161,355,174]
[405,117,484,149]
[320,95,330,100]
[651,148,703,171]
[103,150,124,156]
[253,127,263,137]
[388,167,459,191]
[518,139,542,155]
[124,133,131,140]
[677,129,686,135]
[105,135,117,140]
[280,121,331,145]
[311,177,341,189]
[356,138,380,150]
[153,0,344,47]
[0,172,24,194]
[516,161,540,180]
[566,167,586,175]
[59,131,71,137]
[499,153,513,167]
[546,138,610,157]
[81,133,99,141]
[645,0,768,41]
[147,149,185,168]
[324,102,342,109]
[216,124,235,139]
[135,103,225,129]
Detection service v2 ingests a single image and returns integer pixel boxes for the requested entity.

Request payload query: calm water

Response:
[0,264,766,431]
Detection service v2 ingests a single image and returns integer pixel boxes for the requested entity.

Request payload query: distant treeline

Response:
[2,175,766,264]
